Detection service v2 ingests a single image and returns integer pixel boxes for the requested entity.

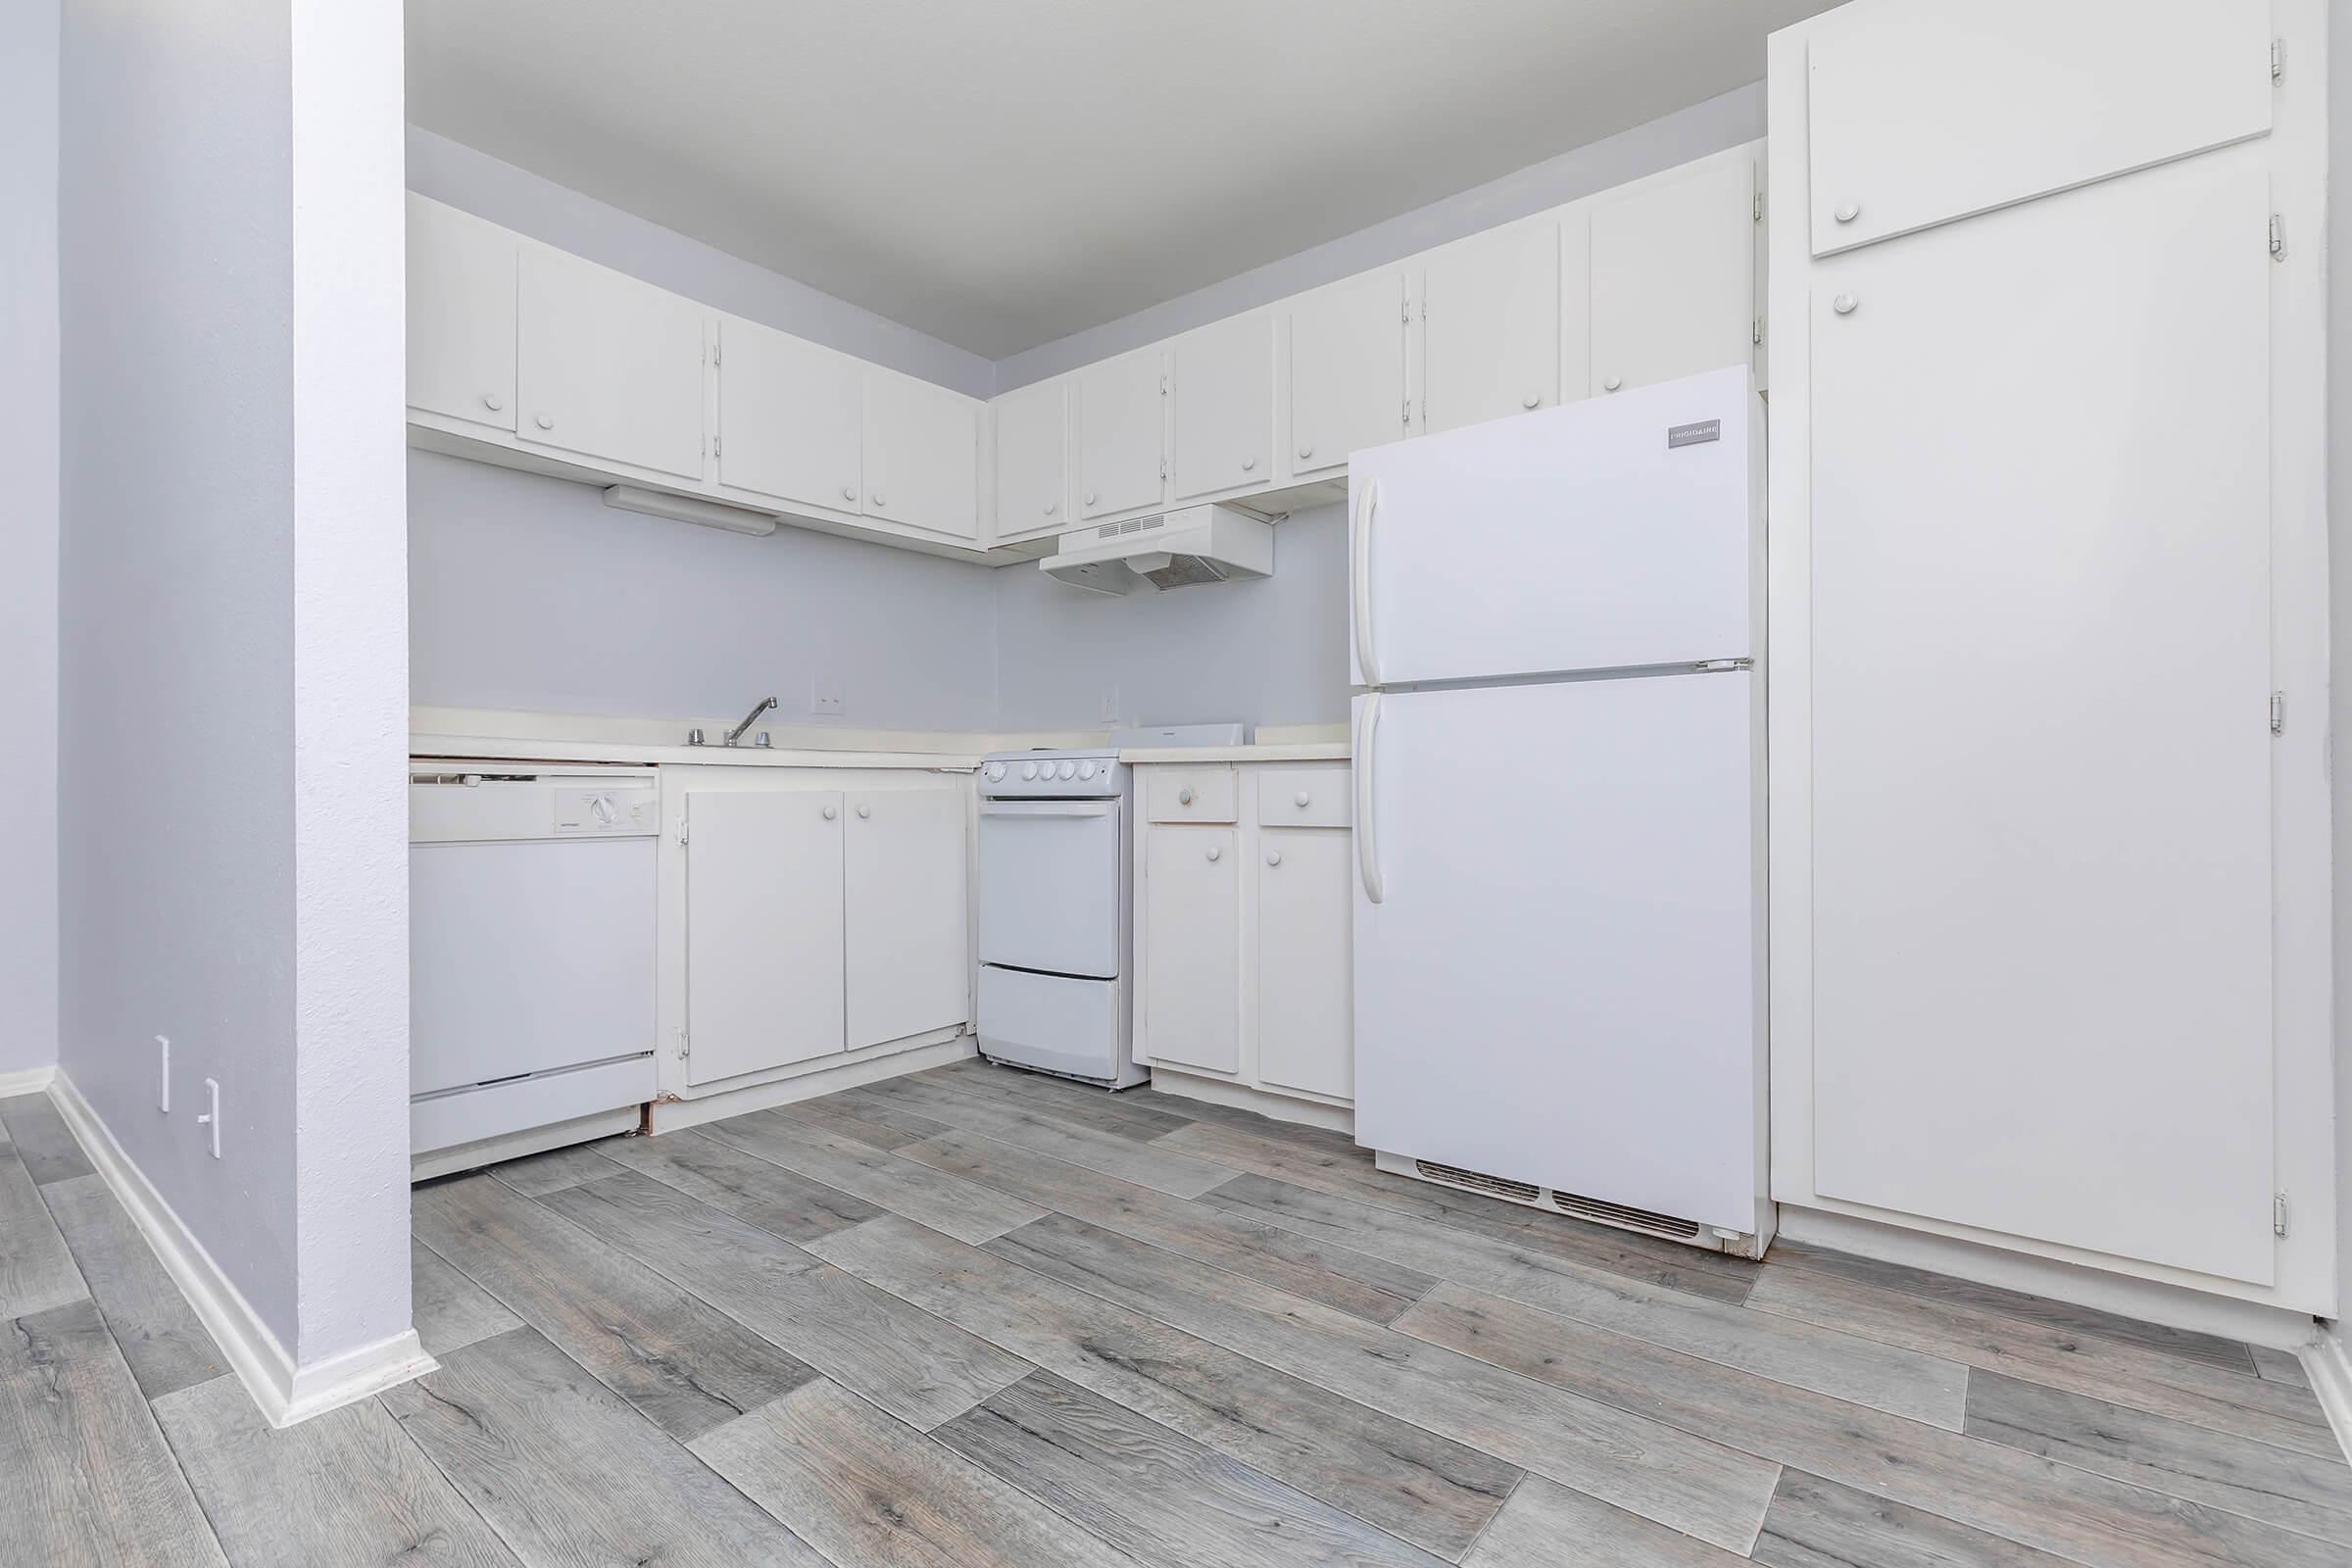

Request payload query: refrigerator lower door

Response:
[1351,672,1763,1234]
[1348,366,1760,688]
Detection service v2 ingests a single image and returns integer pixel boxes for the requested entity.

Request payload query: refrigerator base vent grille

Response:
[1410,1158,1702,1243]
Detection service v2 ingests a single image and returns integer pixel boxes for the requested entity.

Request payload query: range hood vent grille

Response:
[1045,504,1272,595]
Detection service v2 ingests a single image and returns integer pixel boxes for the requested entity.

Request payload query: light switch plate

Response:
[811,675,845,717]
[1100,688,1120,723]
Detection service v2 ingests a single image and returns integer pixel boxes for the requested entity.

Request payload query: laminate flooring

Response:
[3,1068,2344,1565]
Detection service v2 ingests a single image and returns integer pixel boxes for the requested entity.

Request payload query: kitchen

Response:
[8,0,2350,1563]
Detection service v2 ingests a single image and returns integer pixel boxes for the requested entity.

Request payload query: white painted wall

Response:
[993,504,1351,731]
[2,5,59,1080]
[411,451,998,730]
[2328,3,2352,1371]
[59,0,414,1396]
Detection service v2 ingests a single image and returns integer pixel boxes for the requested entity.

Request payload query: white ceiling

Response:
[407,1,1836,361]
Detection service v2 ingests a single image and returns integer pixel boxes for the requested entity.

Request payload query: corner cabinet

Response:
[660,766,973,1109]
[1134,760,1354,1123]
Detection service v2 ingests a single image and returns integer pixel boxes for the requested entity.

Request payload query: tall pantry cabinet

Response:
[1764,0,2332,1314]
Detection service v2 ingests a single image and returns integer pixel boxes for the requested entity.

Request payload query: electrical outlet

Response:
[156,1035,170,1111]
[810,675,845,717]
[200,1078,220,1158]
[1100,689,1120,724]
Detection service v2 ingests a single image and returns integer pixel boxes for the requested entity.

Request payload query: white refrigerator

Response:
[1348,366,1769,1250]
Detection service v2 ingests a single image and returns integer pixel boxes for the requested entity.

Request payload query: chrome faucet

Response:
[724,696,778,748]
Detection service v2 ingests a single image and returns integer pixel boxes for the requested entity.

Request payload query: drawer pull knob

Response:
[1834,201,1860,223]
[821,805,837,820]
[1178,787,1195,806]
[1833,293,1859,316]
[1265,850,1282,867]
[1205,845,1221,862]
[1294,791,1310,808]
[857,804,870,819]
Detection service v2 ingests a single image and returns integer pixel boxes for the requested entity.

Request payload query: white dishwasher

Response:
[409,763,661,1163]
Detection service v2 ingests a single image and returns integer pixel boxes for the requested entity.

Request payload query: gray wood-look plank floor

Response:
[1,1070,2343,1565]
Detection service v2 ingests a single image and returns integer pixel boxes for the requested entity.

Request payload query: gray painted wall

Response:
[410,451,998,730]
[993,504,1351,732]
[3,6,58,1078]
[409,125,998,400]
[998,82,1766,391]
[59,0,303,1340]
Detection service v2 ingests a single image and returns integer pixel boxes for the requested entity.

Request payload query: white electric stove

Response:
[975,723,1244,1087]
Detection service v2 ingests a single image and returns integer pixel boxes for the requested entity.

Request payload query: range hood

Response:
[1042,504,1275,595]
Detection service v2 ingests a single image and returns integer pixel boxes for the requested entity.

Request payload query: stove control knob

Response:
[1077,760,1097,780]
[983,761,1005,781]
[1020,761,1039,780]
[1057,760,1077,780]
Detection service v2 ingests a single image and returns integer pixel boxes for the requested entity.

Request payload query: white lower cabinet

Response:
[675,773,970,1093]
[1142,825,1242,1075]
[1255,827,1353,1101]
[1136,761,1353,1111]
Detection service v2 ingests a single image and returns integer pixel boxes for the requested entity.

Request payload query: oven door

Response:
[977,798,1122,979]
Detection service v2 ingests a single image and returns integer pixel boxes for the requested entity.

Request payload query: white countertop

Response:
[1119,743,1350,764]
[411,734,979,770]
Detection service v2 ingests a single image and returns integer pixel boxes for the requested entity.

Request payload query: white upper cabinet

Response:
[516,245,708,481]
[1288,271,1406,480]
[406,195,515,433]
[1419,221,1559,435]
[1588,153,1756,398]
[1171,313,1275,502]
[992,377,1071,544]
[861,368,981,542]
[715,318,864,513]
[1805,0,2272,256]
[1075,347,1166,519]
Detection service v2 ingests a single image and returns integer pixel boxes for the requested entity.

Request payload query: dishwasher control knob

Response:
[1021,762,1039,780]
[589,795,618,826]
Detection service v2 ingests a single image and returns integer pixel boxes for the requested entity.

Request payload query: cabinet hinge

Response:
[1752,192,1764,222]
[2275,1191,2289,1237]
[2272,37,2284,83]
[1159,373,1169,395]
[712,341,721,367]
[712,435,721,458]
[1402,399,1411,429]
[1159,456,1168,479]
[2271,691,2285,735]
[2269,214,2285,260]
[679,1031,691,1061]
[1752,317,1764,346]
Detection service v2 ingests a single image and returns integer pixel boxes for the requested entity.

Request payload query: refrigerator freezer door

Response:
[1348,366,1760,688]
[1351,673,1764,1233]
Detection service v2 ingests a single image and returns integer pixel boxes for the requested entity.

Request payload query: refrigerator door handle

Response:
[1350,478,1382,687]
[1355,693,1385,904]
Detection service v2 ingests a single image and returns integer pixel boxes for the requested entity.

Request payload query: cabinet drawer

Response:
[1255,768,1348,829]
[1146,767,1237,823]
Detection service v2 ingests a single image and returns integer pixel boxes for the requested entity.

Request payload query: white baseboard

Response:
[48,1070,433,1428]
[2307,1328,2352,1467]
[0,1063,59,1098]
[648,1033,976,1133]
[1146,1068,1354,1133]
[1778,1203,2318,1348]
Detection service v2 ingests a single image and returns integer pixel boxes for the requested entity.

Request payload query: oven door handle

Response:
[979,800,1115,818]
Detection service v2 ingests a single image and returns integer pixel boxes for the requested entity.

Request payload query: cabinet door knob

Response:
[1044,501,1056,514]
[1602,375,1623,393]
[1240,457,1255,471]
[1177,787,1194,806]
[843,486,857,501]
[1834,201,1860,223]
[1265,849,1282,867]
[1521,393,1541,410]
[1205,845,1221,862]
[1833,293,1859,316]
[1294,791,1310,808]
[535,414,555,429]
[872,492,886,507]
[1084,491,1097,507]
[821,805,837,820]
[1298,443,1313,460]
[483,393,505,412]
[857,804,870,819]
